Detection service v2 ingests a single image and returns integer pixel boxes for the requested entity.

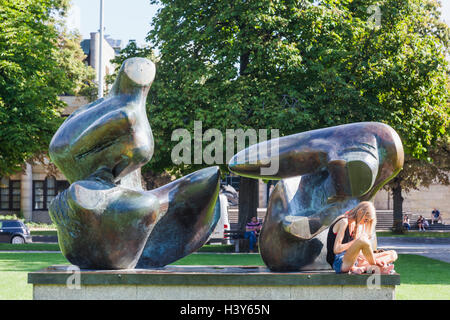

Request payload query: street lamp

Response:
[98,0,104,98]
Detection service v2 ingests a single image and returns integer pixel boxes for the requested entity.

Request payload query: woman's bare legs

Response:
[341,238,376,273]
[341,238,398,274]
[356,250,398,274]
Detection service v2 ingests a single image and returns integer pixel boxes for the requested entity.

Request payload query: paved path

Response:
[378,237,450,263]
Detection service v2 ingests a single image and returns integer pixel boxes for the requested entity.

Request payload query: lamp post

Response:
[98,0,104,98]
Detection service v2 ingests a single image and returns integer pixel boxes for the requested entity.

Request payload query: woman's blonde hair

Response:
[345,201,376,237]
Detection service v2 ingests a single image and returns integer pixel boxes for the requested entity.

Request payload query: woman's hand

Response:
[356,231,369,242]
[376,259,387,267]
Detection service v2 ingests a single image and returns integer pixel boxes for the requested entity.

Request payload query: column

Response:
[21,163,33,222]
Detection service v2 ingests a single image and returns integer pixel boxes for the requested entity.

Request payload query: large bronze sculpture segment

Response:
[48,58,220,270]
[229,122,404,271]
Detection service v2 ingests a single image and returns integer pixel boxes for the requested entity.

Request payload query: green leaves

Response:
[141,0,450,181]
[0,0,93,176]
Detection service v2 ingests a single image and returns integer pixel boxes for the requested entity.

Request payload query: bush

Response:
[0,214,23,221]
[0,214,56,229]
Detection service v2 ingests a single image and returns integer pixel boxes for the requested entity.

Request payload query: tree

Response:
[0,0,95,176]
[146,0,449,230]
[390,132,450,232]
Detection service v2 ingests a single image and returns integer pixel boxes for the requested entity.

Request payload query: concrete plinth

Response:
[28,265,400,300]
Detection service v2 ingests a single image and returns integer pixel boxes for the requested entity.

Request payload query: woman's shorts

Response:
[332,252,346,274]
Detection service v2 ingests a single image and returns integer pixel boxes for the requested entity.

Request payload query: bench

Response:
[224,229,260,253]
[403,215,449,231]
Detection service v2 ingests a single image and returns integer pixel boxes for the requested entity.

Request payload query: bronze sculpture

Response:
[229,122,404,271]
[49,58,220,269]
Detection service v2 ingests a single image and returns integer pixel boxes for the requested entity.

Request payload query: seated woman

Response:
[403,214,411,230]
[327,202,397,274]
[417,215,426,231]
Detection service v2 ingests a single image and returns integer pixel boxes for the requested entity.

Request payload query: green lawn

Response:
[0,252,68,300]
[394,254,450,299]
[0,243,60,251]
[0,252,448,300]
[0,243,234,252]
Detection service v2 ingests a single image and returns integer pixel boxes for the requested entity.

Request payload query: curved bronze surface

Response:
[229,122,404,271]
[48,58,220,269]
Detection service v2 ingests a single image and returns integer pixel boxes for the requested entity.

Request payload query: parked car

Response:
[0,220,32,244]
[208,194,231,245]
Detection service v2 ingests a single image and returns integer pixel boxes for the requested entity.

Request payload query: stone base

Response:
[28,265,400,300]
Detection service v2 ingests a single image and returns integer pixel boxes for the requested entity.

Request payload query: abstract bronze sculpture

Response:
[49,58,220,269]
[229,122,404,271]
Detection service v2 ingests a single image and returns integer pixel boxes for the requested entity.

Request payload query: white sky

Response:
[67,0,450,48]
[67,0,159,46]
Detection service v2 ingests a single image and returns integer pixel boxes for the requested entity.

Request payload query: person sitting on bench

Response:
[431,208,444,225]
[417,215,426,231]
[403,214,411,230]
[245,217,262,253]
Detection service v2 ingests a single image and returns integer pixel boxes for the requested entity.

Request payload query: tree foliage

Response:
[0,0,95,176]
[145,0,449,181]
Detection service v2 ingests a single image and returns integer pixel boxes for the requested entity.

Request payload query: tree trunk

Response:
[236,40,259,250]
[238,177,259,229]
[392,177,404,234]
[238,177,259,250]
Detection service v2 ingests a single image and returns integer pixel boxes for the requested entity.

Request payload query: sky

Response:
[67,0,160,46]
[68,0,450,49]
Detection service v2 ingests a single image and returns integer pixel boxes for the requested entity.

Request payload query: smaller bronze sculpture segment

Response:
[49,58,156,184]
[228,122,404,271]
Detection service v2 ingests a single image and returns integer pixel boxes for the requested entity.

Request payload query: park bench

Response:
[224,229,261,253]
[404,214,449,231]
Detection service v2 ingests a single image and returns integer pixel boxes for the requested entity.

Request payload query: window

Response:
[3,221,21,228]
[33,181,45,210]
[46,177,56,208]
[0,177,9,210]
[222,174,241,191]
[33,177,69,210]
[0,177,21,211]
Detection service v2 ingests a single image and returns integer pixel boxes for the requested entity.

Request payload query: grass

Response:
[0,252,68,300]
[0,243,60,251]
[0,244,236,253]
[0,252,448,300]
[394,254,450,299]
[0,243,234,252]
